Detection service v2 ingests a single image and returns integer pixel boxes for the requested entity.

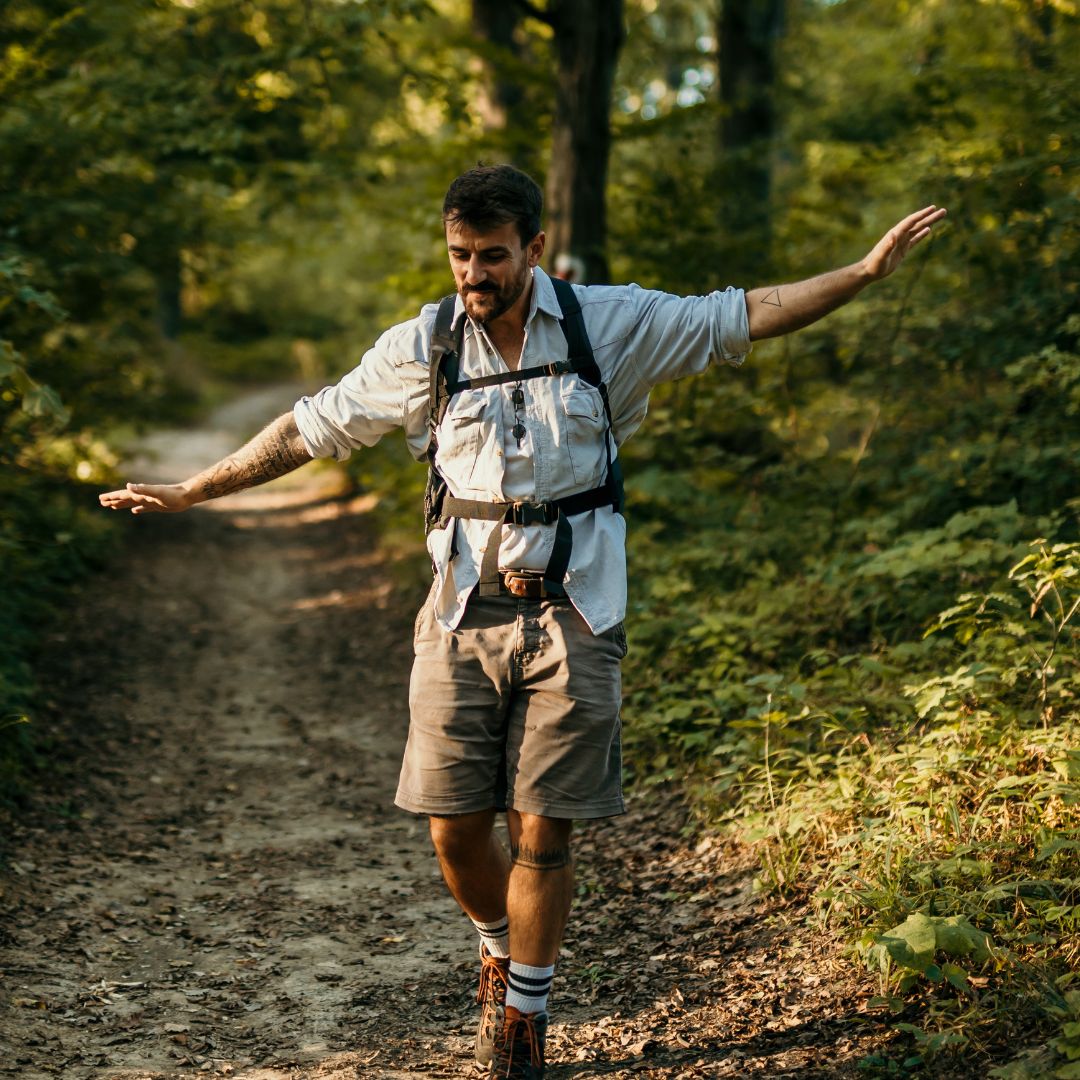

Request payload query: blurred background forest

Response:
[2,0,1079,1073]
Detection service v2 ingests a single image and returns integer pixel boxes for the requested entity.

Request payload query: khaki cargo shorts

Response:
[395,587,628,820]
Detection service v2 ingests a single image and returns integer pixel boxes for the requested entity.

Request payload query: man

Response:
[101,165,945,1078]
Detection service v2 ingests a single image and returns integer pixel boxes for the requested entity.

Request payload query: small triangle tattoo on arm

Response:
[760,289,782,307]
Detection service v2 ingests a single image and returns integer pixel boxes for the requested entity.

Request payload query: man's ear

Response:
[527,231,546,268]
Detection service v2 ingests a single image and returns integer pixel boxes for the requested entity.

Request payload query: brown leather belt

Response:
[499,571,565,600]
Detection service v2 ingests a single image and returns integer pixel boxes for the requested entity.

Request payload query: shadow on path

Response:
[1,388,897,1079]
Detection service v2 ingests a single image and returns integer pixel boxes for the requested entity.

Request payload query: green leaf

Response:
[942,962,971,993]
[1038,838,1080,863]
[21,383,70,424]
[934,915,992,964]
[878,912,938,973]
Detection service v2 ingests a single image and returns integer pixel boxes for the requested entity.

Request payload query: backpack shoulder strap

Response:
[428,294,463,435]
[550,276,601,387]
[548,276,624,525]
[423,295,464,537]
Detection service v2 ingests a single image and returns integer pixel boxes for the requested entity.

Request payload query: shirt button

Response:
[497,448,503,457]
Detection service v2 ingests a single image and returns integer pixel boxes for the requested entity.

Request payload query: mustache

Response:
[465,283,497,294]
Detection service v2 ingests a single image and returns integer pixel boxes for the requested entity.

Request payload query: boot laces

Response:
[477,950,508,1005]
[498,1010,543,1070]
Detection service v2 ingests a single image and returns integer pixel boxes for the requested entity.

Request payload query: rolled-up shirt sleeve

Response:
[624,283,752,389]
[293,315,432,462]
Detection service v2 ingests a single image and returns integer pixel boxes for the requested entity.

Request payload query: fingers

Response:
[898,204,946,231]
[881,206,946,266]
[899,205,947,245]
[98,482,177,513]
[98,488,131,508]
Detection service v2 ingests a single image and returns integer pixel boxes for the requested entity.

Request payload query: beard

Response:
[461,263,530,325]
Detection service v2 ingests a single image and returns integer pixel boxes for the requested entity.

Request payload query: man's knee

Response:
[508,812,573,870]
[428,808,497,862]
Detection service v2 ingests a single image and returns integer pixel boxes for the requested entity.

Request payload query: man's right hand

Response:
[99,412,313,516]
[99,482,198,514]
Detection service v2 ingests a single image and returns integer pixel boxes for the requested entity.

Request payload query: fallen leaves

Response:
[0,468,908,1080]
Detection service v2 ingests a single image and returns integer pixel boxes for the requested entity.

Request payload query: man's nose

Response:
[464,255,486,284]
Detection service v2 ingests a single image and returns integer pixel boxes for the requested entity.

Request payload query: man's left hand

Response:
[862,205,948,281]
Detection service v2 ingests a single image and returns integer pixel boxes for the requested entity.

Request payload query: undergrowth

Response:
[618,323,1080,1075]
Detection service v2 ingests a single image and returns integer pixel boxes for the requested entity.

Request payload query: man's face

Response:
[446,220,545,325]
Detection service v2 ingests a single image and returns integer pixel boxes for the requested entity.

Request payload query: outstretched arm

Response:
[745,205,947,341]
[99,412,313,514]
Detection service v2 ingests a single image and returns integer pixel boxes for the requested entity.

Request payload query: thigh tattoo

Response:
[510,841,573,871]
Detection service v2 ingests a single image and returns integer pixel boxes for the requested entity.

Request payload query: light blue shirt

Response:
[294,267,751,634]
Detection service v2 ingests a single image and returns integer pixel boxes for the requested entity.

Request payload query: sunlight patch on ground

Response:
[226,490,379,527]
[291,581,395,612]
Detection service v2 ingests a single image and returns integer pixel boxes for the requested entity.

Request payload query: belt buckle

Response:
[504,573,538,599]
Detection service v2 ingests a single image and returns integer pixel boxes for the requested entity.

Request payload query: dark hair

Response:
[442,164,543,246]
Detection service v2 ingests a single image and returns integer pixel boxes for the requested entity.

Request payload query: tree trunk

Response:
[716,0,784,274]
[542,0,625,284]
[471,0,533,169]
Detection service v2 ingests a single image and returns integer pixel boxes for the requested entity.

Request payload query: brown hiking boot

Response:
[489,1004,548,1079]
[475,946,510,1066]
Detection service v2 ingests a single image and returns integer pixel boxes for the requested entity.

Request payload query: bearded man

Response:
[101,164,945,1078]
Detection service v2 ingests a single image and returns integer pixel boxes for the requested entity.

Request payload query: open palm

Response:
[863,205,947,281]
[98,482,195,514]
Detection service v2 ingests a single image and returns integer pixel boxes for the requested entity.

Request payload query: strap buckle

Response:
[509,501,558,526]
[542,359,574,377]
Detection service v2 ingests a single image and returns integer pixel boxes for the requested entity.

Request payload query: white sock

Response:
[471,916,509,959]
[505,961,554,1015]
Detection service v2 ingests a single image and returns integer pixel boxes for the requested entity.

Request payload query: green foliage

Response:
[0,0,442,794]
[1,254,70,427]
[607,4,1080,1067]
[3,0,1078,1069]
[861,912,992,992]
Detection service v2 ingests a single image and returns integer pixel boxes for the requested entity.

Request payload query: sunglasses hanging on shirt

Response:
[511,384,526,447]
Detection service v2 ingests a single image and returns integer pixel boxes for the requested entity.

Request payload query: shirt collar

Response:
[450,265,563,337]
[531,266,563,321]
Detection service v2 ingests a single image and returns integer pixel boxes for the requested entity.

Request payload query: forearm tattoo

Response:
[510,841,573,871]
[760,288,782,307]
[198,414,311,501]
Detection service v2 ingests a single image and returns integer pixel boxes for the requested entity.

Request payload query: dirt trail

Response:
[1,386,892,1079]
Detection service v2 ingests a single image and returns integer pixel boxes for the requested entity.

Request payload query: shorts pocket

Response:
[413,581,436,645]
[603,620,628,659]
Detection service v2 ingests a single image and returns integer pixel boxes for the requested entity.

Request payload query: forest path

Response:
[1,385,887,1079]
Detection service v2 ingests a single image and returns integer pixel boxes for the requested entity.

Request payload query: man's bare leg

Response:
[428,809,573,962]
[429,809,510,923]
[505,811,573,967]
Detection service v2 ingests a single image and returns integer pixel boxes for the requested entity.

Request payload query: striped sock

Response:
[505,961,554,1015]
[471,916,509,959]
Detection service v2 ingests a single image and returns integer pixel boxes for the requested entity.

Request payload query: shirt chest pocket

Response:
[560,386,608,487]
[435,390,491,487]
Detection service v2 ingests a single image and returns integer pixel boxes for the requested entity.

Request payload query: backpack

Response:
[424,277,624,597]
